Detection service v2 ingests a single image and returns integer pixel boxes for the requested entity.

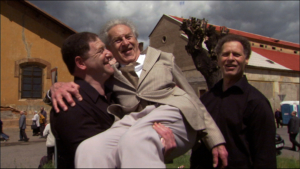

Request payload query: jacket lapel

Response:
[113,63,136,89]
[138,47,161,87]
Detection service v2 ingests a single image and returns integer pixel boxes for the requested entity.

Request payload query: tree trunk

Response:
[180,17,230,169]
[180,17,229,89]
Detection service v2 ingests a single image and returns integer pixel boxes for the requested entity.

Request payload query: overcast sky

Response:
[29,1,299,48]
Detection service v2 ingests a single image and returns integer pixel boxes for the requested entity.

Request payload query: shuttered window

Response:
[20,65,43,98]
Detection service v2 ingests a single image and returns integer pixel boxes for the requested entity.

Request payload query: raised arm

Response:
[46,82,82,112]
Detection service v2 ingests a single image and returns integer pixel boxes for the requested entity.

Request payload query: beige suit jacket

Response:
[106,47,224,149]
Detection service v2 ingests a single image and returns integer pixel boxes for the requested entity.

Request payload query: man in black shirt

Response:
[275,108,283,128]
[287,111,300,151]
[190,34,276,168]
[50,32,116,168]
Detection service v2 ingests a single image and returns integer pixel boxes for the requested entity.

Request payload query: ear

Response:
[75,56,86,70]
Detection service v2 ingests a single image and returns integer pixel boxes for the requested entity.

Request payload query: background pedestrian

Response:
[19,111,29,142]
[287,111,300,151]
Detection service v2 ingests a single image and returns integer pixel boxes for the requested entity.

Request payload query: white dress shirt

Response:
[120,54,146,78]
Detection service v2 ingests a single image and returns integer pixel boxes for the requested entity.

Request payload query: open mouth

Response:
[122,47,133,55]
[225,64,237,67]
[225,65,237,70]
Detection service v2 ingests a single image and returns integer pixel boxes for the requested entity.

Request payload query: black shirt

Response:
[50,77,114,168]
[191,76,276,168]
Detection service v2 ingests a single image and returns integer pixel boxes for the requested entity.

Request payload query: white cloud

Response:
[29,1,299,45]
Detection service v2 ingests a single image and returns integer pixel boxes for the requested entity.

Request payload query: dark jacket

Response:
[19,114,26,129]
[288,116,300,134]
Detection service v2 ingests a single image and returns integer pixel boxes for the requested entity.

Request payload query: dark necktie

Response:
[120,62,139,88]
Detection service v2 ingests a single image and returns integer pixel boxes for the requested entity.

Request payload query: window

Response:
[272,47,276,50]
[294,51,298,54]
[259,44,264,47]
[266,59,275,64]
[162,36,167,43]
[20,65,43,98]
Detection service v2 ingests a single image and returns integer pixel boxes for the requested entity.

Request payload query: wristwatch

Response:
[43,89,52,105]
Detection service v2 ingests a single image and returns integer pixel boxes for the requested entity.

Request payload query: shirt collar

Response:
[119,54,146,72]
[233,75,249,92]
[74,77,110,103]
[213,75,249,93]
[136,54,146,65]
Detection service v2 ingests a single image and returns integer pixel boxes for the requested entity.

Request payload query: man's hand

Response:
[50,82,82,113]
[212,144,228,168]
[153,122,177,157]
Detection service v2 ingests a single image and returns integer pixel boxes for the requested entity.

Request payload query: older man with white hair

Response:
[32,110,40,136]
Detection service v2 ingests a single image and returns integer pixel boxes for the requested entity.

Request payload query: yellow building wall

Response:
[1,1,74,115]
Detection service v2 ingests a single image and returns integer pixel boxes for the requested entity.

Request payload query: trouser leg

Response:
[76,105,197,168]
[290,134,297,149]
[4,133,9,140]
[276,119,279,128]
[117,105,197,168]
[33,128,37,135]
[40,124,45,137]
[19,129,23,140]
[22,129,28,140]
[75,115,132,168]
[47,147,54,162]
[290,133,300,149]
[1,133,9,140]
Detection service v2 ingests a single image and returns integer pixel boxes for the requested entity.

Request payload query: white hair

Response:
[99,18,139,46]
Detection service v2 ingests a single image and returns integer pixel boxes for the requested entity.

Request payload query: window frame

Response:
[15,58,51,100]
[20,64,44,99]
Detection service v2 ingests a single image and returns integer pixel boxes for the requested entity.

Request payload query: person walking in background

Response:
[43,123,55,163]
[275,108,283,128]
[0,119,9,141]
[39,112,46,138]
[40,107,47,124]
[287,111,300,151]
[32,111,40,136]
[19,111,29,142]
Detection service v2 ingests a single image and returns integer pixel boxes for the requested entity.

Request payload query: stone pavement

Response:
[276,126,300,160]
[1,127,47,168]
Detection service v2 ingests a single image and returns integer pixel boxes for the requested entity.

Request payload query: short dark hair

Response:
[61,32,98,74]
[215,34,251,59]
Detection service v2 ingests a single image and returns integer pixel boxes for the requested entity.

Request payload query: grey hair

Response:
[99,18,139,46]
[214,34,252,59]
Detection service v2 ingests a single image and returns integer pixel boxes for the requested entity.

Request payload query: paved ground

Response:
[1,127,47,168]
[0,126,299,168]
[275,125,300,160]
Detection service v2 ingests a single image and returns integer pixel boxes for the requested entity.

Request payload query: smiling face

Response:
[107,24,140,65]
[83,37,115,79]
[218,41,249,81]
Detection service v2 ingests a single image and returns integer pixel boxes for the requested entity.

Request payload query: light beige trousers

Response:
[75,105,197,168]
